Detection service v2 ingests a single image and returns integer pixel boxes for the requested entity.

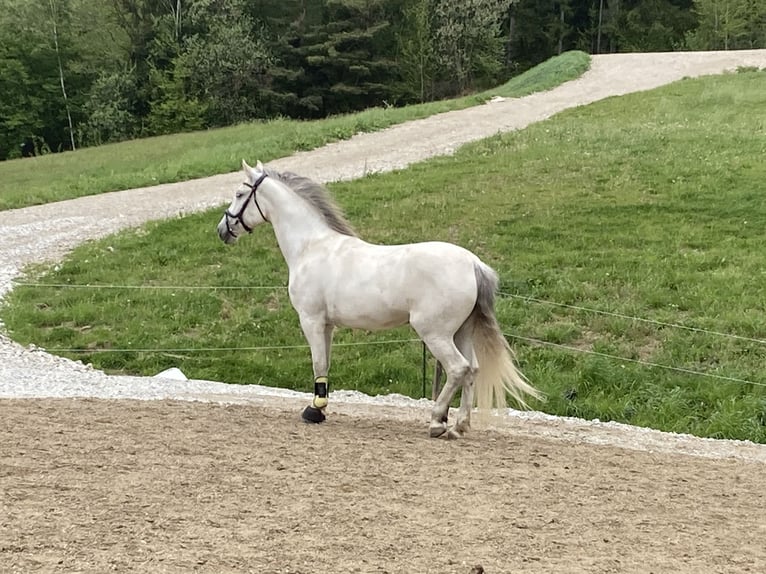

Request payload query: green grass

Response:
[5,67,766,443]
[0,51,590,211]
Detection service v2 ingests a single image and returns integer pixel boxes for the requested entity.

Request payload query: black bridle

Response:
[224,173,269,237]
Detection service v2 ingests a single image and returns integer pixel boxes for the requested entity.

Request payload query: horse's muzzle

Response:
[217,218,238,244]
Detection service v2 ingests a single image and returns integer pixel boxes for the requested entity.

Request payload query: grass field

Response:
[0,51,590,211]
[4,66,766,443]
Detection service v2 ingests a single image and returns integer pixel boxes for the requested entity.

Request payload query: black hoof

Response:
[302,406,326,424]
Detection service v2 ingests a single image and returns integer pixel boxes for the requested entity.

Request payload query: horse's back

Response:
[352,239,480,289]
[297,238,482,331]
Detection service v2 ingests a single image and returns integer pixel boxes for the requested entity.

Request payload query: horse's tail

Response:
[471,262,544,411]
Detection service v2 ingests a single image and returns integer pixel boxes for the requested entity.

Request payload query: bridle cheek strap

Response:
[224,173,269,237]
[245,176,269,224]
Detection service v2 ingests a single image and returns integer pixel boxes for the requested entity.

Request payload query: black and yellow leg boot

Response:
[301,376,329,423]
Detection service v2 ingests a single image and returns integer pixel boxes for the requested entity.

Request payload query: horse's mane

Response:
[266,168,358,237]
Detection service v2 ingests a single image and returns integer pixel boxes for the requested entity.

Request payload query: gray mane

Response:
[265,168,357,237]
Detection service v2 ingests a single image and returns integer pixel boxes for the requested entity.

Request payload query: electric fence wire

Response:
[13,281,765,388]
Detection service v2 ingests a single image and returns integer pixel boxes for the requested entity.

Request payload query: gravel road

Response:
[2,50,766,462]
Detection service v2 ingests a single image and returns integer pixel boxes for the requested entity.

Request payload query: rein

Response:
[224,173,268,237]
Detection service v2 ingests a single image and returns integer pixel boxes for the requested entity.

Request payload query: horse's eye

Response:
[236,192,244,199]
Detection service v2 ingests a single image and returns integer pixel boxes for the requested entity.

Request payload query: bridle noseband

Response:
[224,173,268,237]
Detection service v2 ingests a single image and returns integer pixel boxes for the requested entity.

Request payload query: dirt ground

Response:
[1,399,764,574]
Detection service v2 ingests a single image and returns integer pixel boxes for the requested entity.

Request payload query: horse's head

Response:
[217,159,270,244]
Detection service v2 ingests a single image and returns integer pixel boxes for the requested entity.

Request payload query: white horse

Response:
[217,160,542,438]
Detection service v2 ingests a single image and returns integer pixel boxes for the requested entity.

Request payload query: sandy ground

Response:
[2,399,765,574]
[3,51,766,573]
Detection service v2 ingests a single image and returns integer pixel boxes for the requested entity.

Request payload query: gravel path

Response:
[2,50,766,462]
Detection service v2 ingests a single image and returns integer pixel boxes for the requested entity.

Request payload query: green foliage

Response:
[0,57,39,159]
[506,0,582,69]
[6,0,766,160]
[0,0,126,157]
[620,0,698,51]
[592,0,698,53]
[169,0,274,127]
[432,0,507,93]
[686,0,766,50]
[0,0,62,157]
[397,0,436,102]
[0,51,590,210]
[145,66,208,135]
[80,70,140,146]
[4,69,766,443]
[273,0,402,116]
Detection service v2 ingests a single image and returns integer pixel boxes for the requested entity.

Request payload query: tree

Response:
[431,0,507,94]
[248,0,326,117]
[621,0,696,51]
[741,0,766,48]
[311,0,400,113]
[48,0,76,151]
[0,57,42,159]
[0,0,71,157]
[110,0,181,122]
[264,0,401,117]
[505,0,566,69]
[0,0,125,158]
[164,0,273,128]
[398,0,437,102]
[686,0,763,49]
[79,69,139,145]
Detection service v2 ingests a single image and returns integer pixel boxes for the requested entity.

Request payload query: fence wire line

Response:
[506,333,766,388]
[13,281,765,387]
[15,281,764,346]
[14,282,282,291]
[40,337,762,389]
[43,338,421,354]
[500,292,766,346]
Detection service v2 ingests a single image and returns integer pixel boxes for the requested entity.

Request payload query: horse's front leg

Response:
[299,315,334,424]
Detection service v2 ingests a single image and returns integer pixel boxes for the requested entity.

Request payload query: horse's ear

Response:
[256,160,264,171]
[241,159,252,172]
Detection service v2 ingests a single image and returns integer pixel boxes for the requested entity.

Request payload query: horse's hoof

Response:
[302,406,326,424]
[446,427,462,440]
[454,421,470,435]
[429,423,447,438]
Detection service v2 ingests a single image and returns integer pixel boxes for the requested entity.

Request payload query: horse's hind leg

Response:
[417,333,471,439]
[453,326,477,436]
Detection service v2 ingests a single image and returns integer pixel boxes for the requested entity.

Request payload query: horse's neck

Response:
[265,185,338,268]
